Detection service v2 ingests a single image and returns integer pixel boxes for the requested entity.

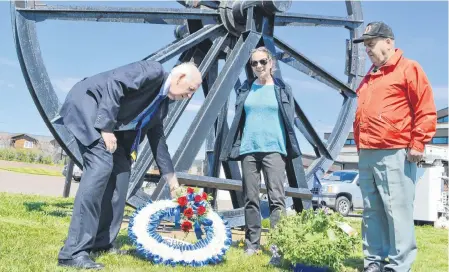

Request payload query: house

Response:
[10,134,39,149]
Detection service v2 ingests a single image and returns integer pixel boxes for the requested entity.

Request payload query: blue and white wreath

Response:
[128,188,233,267]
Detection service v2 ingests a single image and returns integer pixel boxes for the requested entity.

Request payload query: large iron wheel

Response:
[10,0,365,227]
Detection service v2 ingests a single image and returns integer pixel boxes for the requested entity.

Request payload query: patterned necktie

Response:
[130,93,166,162]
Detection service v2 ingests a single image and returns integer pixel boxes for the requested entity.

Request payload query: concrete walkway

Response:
[0,169,79,198]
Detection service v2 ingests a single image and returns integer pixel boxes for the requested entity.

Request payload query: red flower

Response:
[177,196,188,207]
[187,187,194,194]
[197,205,206,215]
[194,195,202,203]
[183,207,194,218]
[181,221,192,232]
[202,192,208,200]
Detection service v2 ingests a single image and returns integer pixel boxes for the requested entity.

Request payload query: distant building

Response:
[10,134,39,149]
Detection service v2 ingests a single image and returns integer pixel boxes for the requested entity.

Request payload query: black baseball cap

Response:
[353,21,395,44]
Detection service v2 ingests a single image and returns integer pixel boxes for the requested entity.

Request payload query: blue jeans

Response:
[358,148,417,272]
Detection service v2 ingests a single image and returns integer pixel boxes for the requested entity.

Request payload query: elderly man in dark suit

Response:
[56,60,202,269]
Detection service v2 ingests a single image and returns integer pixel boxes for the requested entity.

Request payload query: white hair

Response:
[171,62,200,80]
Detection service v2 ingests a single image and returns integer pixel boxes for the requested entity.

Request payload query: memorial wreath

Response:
[128,186,232,267]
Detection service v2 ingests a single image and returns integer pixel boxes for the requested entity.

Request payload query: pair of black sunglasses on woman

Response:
[250,58,269,67]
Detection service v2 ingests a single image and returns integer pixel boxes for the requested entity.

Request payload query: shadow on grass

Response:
[24,201,73,218]
[343,257,364,271]
[116,233,134,248]
[24,201,47,212]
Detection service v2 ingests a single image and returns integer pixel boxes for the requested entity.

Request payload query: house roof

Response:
[1,131,54,142]
[10,133,39,142]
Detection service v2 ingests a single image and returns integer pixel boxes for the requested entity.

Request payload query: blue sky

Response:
[0,1,447,158]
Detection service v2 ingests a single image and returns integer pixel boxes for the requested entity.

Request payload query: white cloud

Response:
[0,57,19,68]
[0,80,15,89]
[51,77,82,93]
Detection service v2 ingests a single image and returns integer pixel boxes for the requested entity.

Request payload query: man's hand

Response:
[164,173,181,198]
[407,148,424,163]
[101,131,117,153]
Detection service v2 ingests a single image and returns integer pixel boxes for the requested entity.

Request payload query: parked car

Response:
[312,170,363,216]
[62,163,83,182]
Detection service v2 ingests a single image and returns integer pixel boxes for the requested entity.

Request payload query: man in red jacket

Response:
[353,22,437,272]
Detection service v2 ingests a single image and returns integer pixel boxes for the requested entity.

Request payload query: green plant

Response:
[261,218,270,229]
[0,148,57,165]
[0,148,16,161]
[38,155,54,165]
[15,149,29,162]
[267,209,359,272]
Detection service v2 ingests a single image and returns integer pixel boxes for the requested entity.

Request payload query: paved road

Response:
[0,169,79,198]
[0,170,236,210]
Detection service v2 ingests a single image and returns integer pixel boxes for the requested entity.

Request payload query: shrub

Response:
[26,150,39,163]
[0,148,16,161]
[0,148,56,165]
[267,208,359,272]
[39,155,54,165]
[261,218,270,229]
[15,150,29,162]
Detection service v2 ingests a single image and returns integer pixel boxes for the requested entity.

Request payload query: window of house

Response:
[437,116,448,123]
[345,139,356,145]
[431,137,448,144]
[24,141,34,148]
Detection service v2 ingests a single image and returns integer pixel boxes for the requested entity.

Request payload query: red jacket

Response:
[353,49,437,153]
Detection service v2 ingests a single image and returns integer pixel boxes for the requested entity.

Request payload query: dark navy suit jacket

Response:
[59,60,174,174]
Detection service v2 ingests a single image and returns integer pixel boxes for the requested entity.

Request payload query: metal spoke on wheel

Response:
[16,4,220,25]
[11,0,365,227]
[143,24,226,62]
[275,12,363,28]
[274,36,356,97]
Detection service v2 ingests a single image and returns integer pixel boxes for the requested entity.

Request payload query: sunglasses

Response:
[250,58,269,67]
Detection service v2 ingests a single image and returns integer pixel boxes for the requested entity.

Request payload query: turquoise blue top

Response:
[239,83,287,156]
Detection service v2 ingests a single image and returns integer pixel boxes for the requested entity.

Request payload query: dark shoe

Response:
[383,268,395,272]
[364,263,381,272]
[58,255,104,269]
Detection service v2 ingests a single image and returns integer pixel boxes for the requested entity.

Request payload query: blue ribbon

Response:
[174,207,181,229]
[194,221,203,240]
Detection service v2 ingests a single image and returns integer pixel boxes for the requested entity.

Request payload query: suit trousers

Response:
[58,134,132,260]
[241,152,286,250]
[358,148,417,272]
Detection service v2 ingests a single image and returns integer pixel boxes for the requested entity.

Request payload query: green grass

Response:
[0,167,62,176]
[0,193,447,272]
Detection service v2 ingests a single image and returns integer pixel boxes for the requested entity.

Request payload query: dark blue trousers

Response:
[58,134,132,260]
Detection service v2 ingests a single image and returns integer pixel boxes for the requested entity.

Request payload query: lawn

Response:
[0,166,62,176]
[0,192,447,272]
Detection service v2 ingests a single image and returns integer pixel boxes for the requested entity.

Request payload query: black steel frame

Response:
[10,0,365,227]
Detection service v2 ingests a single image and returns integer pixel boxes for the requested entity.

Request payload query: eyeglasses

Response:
[250,59,269,67]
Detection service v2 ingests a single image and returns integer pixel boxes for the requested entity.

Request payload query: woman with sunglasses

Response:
[221,46,301,256]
